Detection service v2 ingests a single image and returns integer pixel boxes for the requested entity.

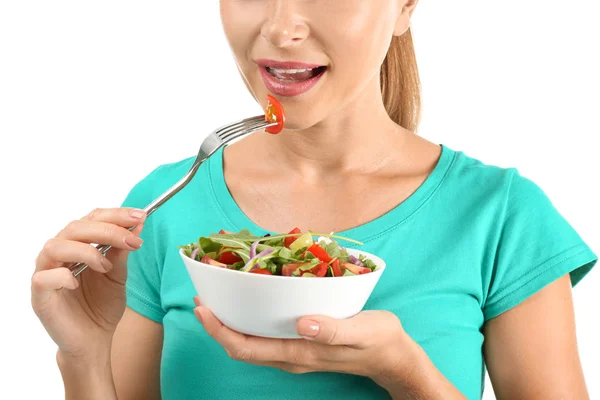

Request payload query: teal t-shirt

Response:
[121,144,596,400]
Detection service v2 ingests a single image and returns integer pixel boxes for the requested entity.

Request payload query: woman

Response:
[31,1,597,399]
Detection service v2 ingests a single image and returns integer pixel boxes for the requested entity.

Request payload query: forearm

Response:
[57,350,118,400]
[375,337,466,400]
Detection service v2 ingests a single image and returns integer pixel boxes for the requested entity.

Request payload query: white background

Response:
[1,1,598,399]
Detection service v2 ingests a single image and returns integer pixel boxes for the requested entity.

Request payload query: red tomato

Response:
[282,262,310,276]
[303,262,328,277]
[330,259,342,277]
[265,95,285,134]
[284,227,302,248]
[306,244,332,263]
[341,261,371,275]
[250,269,272,275]
[218,229,233,234]
[218,251,243,265]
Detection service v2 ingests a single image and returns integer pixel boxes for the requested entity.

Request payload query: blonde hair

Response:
[380,28,421,132]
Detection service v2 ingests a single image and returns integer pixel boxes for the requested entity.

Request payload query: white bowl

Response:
[180,248,386,338]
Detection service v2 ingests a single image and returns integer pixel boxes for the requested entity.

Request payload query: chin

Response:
[274,103,328,132]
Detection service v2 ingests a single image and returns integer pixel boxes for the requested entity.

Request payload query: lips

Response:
[256,59,327,97]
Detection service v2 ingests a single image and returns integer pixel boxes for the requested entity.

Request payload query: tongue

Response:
[270,68,318,82]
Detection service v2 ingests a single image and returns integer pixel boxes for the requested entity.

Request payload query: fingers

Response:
[36,238,114,273]
[31,268,79,305]
[194,304,290,364]
[297,310,401,347]
[56,220,144,250]
[83,207,147,226]
[35,208,147,273]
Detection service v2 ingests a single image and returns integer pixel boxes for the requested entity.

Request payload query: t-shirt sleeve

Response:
[483,169,597,321]
[120,167,166,323]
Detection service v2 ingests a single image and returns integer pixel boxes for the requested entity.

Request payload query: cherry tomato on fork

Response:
[265,94,285,134]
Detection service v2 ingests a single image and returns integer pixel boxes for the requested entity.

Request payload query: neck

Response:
[257,76,412,177]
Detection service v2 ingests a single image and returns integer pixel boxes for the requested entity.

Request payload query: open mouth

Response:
[265,66,327,82]
[257,60,328,97]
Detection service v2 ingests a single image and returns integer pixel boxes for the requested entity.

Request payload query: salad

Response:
[180,228,377,277]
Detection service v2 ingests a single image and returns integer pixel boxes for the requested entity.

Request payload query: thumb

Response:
[105,222,145,279]
[296,311,383,346]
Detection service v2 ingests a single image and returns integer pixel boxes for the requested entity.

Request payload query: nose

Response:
[261,1,309,48]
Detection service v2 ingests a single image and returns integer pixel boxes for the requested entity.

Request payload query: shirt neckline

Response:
[207,143,456,246]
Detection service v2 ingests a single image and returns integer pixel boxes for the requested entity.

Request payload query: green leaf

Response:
[298,260,319,272]
[232,249,251,264]
[199,237,222,254]
[338,248,350,262]
[323,241,342,258]
[278,247,294,260]
[343,269,356,277]
[230,261,245,270]
[208,236,251,252]
[265,260,278,274]
[265,236,285,247]
[363,258,377,271]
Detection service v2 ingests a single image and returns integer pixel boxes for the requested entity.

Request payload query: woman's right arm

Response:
[31,207,163,400]
[55,308,163,400]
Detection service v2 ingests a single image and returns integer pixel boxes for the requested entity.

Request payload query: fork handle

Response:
[69,160,202,277]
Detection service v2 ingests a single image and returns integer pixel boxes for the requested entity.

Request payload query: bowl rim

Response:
[179,248,386,281]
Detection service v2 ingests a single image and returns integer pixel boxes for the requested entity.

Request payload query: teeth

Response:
[269,67,314,74]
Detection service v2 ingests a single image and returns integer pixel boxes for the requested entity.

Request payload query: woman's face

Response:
[220,0,415,130]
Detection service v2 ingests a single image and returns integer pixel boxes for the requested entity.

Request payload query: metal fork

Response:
[69,115,276,277]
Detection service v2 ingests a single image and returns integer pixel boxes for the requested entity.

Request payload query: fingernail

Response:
[101,257,113,272]
[297,319,319,337]
[130,209,146,220]
[194,308,204,324]
[125,235,144,249]
[193,297,201,307]
[72,277,80,289]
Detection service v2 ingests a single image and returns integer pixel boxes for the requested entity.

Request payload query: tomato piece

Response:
[218,229,233,234]
[218,251,243,265]
[264,94,285,134]
[250,269,272,275]
[302,262,328,277]
[306,244,332,263]
[282,262,311,276]
[200,255,228,268]
[331,259,342,277]
[341,261,372,275]
[284,227,302,248]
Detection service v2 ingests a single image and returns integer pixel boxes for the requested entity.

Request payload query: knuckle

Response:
[284,344,308,366]
[64,220,80,235]
[86,208,101,220]
[102,224,116,238]
[229,347,253,362]
[31,272,45,291]
[325,325,339,345]
[42,238,59,255]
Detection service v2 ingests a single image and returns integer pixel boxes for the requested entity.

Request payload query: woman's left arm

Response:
[194,299,466,399]
[483,274,589,399]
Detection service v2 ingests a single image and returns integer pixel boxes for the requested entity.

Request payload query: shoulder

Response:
[122,155,198,208]
[443,146,544,207]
